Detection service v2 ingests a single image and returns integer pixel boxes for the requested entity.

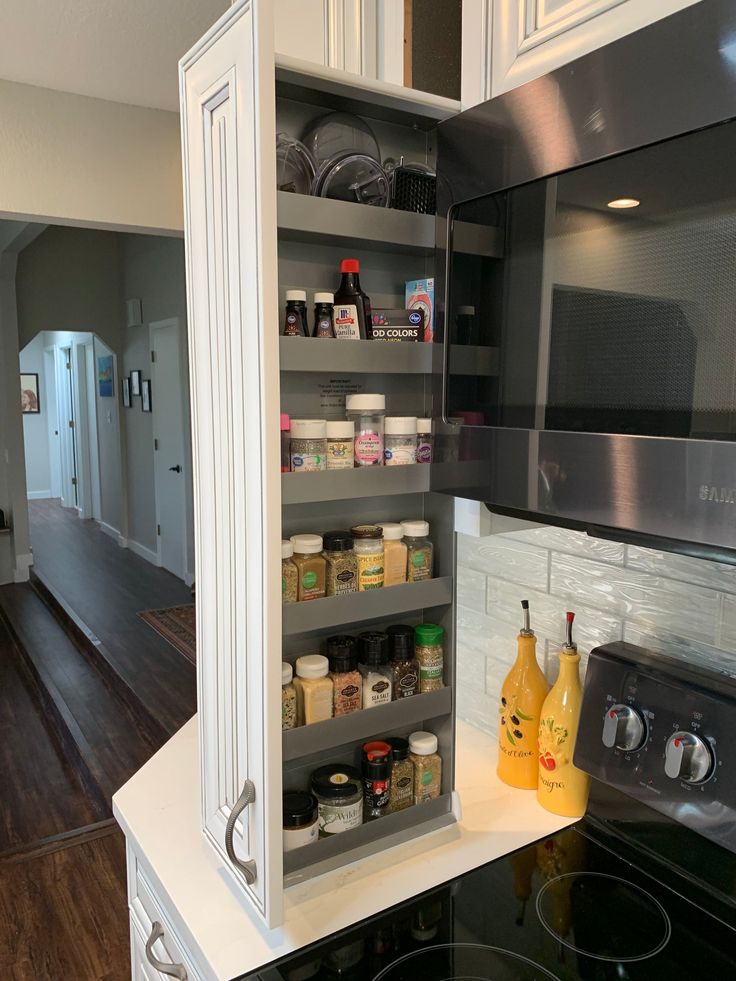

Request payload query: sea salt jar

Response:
[384,416,418,466]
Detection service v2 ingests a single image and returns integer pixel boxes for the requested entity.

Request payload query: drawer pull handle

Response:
[224,778,257,884]
[145,921,187,980]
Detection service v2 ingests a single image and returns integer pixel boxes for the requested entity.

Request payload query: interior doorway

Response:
[150,317,187,580]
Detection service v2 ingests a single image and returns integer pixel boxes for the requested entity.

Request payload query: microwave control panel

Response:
[574,641,736,853]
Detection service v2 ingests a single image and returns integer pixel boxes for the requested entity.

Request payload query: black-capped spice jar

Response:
[311,765,363,836]
[362,741,392,820]
[387,737,414,813]
[387,624,419,699]
[326,635,362,716]
[357,631,392,707]
[323,530,358,596]
[283,791,319,851]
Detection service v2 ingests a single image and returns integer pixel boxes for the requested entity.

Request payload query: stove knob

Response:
[664,731,714,784]
[602,704,646,751]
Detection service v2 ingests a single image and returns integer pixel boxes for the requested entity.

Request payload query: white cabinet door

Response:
[180,0,284,927]
[487,0,701,99]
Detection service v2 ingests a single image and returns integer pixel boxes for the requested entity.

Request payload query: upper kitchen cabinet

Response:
[462,0,702,104]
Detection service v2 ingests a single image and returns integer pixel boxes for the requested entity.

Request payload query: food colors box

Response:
[405,278,434,342]
[370,309,424,342]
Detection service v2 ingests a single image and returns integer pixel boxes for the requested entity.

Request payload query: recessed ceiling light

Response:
[607,197,641,209]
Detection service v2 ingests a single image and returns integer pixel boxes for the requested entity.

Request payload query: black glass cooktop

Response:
[241,818,736,981]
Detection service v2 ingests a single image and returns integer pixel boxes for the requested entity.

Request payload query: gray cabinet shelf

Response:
[283,792,455,880]
[282,576,453,635]
[282,464,430,504]
[282,687,452,762]
[279,336,434,374]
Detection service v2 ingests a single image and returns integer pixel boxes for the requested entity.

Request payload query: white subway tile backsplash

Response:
[718,594,736,653]
[501,526,624,565]
[626,545,736,594]
[623,624,736,678]
[457,533,549,590]
[549,553,721,644]
[456,565,488,613]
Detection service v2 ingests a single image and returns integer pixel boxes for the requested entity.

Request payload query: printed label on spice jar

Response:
[398,671,418,696]
[416,440,432,464]
[384,442,417,466]
[364,778,390,811]
[408,550,431,580]
[354,431,383,465]
[326,440,354,469]
[283,821,318,852]
[300,570,324,601]
[291,452,325,472]
[372,680,390,695]
[356,553,384,590]
[334,304,361,340]
[314,316,333,338]
[283,312,301,336]
[318,798,363,835]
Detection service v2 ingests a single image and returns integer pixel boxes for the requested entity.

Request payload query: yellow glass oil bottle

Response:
[537,612,591,817]
[497,600,550,789]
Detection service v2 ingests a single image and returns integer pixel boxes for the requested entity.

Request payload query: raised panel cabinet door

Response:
[490,0,702,96]
[180,0,284,927]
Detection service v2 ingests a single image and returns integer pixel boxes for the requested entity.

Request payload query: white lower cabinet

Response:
[128,844,203,981]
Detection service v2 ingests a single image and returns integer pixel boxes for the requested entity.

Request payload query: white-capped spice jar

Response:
[290,419,327,472]
[401,519,433,582]
[346,393,385,467]
[382,522,407,587]
[293,653,333,725]
[383,416,418,466]
[409,731,442,804]
[325,420,355,469]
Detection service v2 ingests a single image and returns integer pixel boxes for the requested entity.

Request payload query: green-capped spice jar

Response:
[415,623,444,692]
[311,764,363,836]
[401,519,433,582]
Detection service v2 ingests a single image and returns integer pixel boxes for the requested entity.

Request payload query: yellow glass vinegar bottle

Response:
[497,600,550,789]
[537,612,591,817]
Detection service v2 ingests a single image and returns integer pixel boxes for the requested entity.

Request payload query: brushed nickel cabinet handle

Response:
[224,778,257,884]
[145,921,187,980]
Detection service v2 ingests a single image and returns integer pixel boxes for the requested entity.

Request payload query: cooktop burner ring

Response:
[372,942,562,980]
[535,871,672,963]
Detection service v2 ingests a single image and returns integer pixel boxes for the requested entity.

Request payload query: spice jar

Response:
[290,534,327,602]
[293,654,334,725]
[282,661,297,730]
[325,420,355,469]
[361,741,392,820]
[311,764,363,836]
[327,635,362,716]
[282,539,298,604]
[346,393,385,466]
[351,524,384,591]
[280,413,291,473]
[312,291,335,338]
[358,631,392,707]
[323,530,358,596]
[401,519,433,582]
[387,624,419,699]
[283,289,309,336]
[283,791,319,851]
[381,522,407,587]
[384,416,418,466]
[416,418,433,464]
[290,419,327,472]
[409,731,442,804]
[387,737,414,813]
[415,623,444,692]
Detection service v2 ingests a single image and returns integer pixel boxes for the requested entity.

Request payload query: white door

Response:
[56,346,78,509]
[180,0,283,927]
[150,318,187,580]
[43,346,61,499]
[84,343,102,521]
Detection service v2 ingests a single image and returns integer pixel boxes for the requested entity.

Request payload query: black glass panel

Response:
[445,119,736,440]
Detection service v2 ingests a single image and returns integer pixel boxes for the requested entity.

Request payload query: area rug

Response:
[138,605,196,665]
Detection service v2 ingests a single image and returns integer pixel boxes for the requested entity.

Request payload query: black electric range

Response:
[242,642,736,980]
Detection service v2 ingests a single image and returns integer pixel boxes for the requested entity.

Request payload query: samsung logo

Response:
[700,484,736,504]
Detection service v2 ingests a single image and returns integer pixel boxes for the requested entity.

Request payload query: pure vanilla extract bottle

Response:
[333,258,372,340]
[497,600,550,789]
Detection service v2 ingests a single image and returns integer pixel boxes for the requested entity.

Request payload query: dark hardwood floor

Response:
[28,499,196,734]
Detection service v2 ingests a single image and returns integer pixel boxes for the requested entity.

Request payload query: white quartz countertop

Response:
[114,716,573,981]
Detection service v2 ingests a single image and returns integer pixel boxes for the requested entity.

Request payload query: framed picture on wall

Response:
[130,370,142,397]
[20,373,40,413]
[98,355,114,397]
[122,376,131,408]
[141,379,152,413]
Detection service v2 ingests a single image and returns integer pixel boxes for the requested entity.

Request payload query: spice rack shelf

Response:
[282,576,453,635]
[282,464,430,504]
[282,687,452,763]
[279,336,434,374]
[283,792,455,880]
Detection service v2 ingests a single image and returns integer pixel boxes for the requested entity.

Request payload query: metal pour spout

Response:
[520,599,534,637]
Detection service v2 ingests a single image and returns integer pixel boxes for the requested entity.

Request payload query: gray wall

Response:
[455,523,736,738]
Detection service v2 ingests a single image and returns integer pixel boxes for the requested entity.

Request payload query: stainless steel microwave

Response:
[432,0,736,560]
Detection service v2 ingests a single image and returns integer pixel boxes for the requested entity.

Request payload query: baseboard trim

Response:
[98,520,121,541]
[13,552,33,583]
[127,538,161,567]
[27,490,52,501]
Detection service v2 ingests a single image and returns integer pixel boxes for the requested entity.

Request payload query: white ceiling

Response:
[0,0,229,112]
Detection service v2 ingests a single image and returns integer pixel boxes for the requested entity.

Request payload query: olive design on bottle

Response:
[499,694,532,745]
